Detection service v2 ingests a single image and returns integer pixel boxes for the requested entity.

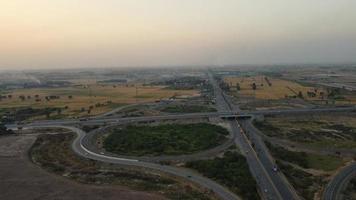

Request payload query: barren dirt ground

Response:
[0,135,165,200]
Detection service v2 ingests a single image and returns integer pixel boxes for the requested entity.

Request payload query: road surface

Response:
[323,162,356,200]
[208,71,299,200]
[6,107,355,129]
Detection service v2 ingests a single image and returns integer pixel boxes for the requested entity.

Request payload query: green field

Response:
[276,161,322,200]
[186,151,258,200]
[103,123,229,156]
[265,142,344,171]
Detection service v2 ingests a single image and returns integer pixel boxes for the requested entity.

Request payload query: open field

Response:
[224,75,327,100]
[254,113,356,149]
[265,142,345,172]
[29,132,215,200]
[276,161,325,200]
[0,134,166,200]
[0,84,198,119]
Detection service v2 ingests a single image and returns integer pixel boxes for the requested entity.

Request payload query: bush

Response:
[104,123,229,156]
[186,152,259,200]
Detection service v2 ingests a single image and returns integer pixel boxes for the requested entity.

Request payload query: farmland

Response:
[0,84,198,119]
[224,76,327,100]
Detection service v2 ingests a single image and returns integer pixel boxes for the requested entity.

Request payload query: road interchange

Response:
[5,72,356,200]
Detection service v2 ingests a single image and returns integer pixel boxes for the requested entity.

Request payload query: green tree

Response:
[236,83,241,91]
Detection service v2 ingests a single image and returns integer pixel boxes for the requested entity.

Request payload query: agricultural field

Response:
[224,75,327,101]
[0,84,198,119]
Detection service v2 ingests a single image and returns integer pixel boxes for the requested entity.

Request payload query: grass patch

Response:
[276,161,324,200]
[103,123,229,156]
[305,154,344,171]
[186,151,259,200]
[265,142,343,171]
[30,133,215,200]
[254,116,356,149]
[161,105,217,113]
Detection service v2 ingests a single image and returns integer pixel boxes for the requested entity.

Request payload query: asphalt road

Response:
[208,71,299,200]
[323,162,356,200]
[6,107,355,130]
[238,119,299,200]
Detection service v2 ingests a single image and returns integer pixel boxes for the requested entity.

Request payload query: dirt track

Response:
[0,135,165,200]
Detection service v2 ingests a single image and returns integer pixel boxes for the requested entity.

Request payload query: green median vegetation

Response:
[186,151,259,200]
[103,123,229,156]
[161,105,217,113]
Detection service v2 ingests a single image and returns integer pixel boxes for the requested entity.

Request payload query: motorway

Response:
[208,72,298,200]
[238,119,299,199]
[6,107,355,130]
[323,162,356,200]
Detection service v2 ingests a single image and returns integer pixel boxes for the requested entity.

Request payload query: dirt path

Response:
[0,135,166,200]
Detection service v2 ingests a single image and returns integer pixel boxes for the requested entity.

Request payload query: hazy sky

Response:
[1,0,356,69]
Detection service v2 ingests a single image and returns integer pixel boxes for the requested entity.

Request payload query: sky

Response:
[1,0,356,69]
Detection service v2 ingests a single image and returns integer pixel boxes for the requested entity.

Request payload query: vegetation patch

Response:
[254,116,356,149]
[30,133,215,200]
[161,105,216,113]
[186,151,259,200]
[276,161,324,200]
[103,123,229,156]
[265,141,344,171]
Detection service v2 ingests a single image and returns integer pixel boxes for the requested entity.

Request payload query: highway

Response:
[323,162,356,200]
[208,71,299,200]
[238,119,299,199]
[6,107,355,130]
[5,72,356,200]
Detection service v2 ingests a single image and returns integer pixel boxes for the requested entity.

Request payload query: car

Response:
[272,166,278,172]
